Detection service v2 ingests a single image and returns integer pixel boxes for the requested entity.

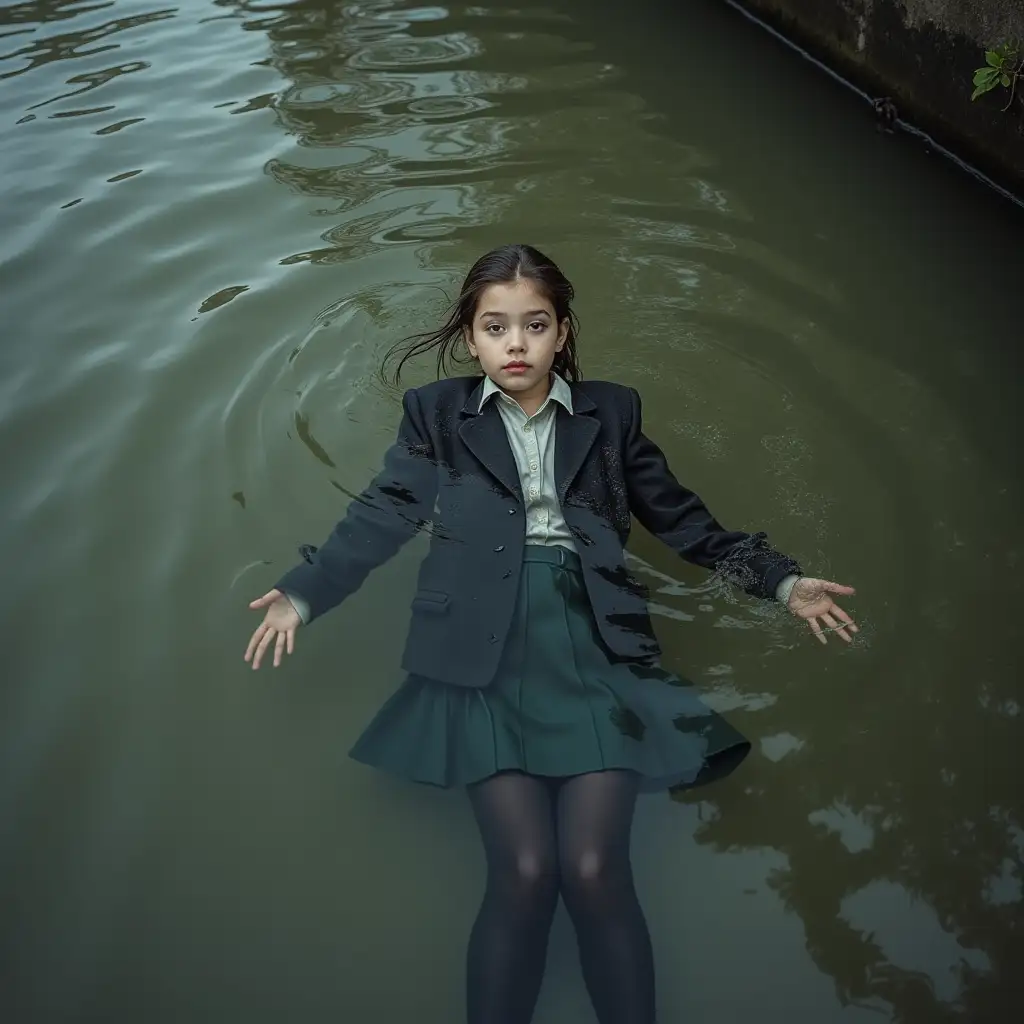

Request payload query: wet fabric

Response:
[349,545,751,792]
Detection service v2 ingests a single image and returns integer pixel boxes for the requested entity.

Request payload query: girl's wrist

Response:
[284,590,311,624]
[775,573,801,606]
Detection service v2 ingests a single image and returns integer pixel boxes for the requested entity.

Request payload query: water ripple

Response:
[348,32,482,70]
[0,5,175,82]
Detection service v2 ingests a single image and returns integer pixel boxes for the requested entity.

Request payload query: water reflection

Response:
[222,0,520,266]
[674,643,1022,1019]
[0,2,175,82]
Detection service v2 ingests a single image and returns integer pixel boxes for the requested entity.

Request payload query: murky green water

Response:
[2,0,1022,1020]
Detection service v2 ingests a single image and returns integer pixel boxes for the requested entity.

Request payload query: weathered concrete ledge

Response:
[727,0,1024,198]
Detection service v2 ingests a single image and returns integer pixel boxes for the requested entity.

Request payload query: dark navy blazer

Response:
[274,375,801,687]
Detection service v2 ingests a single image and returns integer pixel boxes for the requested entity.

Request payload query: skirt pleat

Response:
[349,545,750,793]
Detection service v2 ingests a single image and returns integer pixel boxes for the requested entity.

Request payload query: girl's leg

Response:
[555,770,655,1024]
[466,771,560,1024]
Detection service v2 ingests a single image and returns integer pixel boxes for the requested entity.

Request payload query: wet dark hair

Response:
[379,243,582,389]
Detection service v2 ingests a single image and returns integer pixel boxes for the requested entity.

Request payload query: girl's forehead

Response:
[475,279,554,316]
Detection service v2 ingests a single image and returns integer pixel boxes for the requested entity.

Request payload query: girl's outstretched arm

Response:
[623,387,858,641]
[270,387,440,624]
[622,386,800,601]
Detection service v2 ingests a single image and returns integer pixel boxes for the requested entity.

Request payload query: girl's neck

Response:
[499,373,551,417]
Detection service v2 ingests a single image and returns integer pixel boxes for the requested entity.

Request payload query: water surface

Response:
[1,0,1022,1021]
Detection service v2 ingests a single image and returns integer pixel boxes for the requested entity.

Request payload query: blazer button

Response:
[489,634,499,643]
[494,545,505,552]
[508,508,516,515]
[502,570,512,579]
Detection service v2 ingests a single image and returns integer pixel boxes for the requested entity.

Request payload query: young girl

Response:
[243,244,857,1024]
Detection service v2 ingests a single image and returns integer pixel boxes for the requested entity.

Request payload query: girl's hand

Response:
[244,589,301,669]
[787,577,858,645]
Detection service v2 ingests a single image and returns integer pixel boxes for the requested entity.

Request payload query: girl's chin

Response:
[500,377,542,394]
[495,368,546,386]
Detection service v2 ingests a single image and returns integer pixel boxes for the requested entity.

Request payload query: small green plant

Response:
[971,42,1022,110]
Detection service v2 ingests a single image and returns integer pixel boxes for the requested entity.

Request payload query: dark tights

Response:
[466,770,655,1024]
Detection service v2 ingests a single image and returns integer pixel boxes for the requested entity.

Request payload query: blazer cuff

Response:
[284,590,311,625]
[774,573,801,606]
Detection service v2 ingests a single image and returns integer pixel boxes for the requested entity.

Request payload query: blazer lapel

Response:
[555,388,600,502]
[458,384,523,502]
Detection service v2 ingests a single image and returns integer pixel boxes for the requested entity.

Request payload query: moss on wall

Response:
[730,0,1024,195]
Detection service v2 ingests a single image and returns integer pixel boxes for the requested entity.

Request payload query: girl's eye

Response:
[485,324,504,334]
[528,321,547,332]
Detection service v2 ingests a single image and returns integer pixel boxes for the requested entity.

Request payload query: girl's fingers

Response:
[244,624,267,663]
[831,603,859,633]
[807,617,827,645]
[245,618,298,668]
[823,581,856,596]
[248,590,281,609]
[250,629,266,668]
[821,612,853,644]
[253,627,275,670]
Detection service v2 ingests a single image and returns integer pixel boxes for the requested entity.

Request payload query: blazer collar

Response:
[457,375,599,503]
[460,375,596,417]
[477,372,575,415]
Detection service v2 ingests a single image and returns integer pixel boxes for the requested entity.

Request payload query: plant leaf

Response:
[1001,73,1012,87]
[974,67,999,86]
[986,50,1003,68]
[972,78,1000,100]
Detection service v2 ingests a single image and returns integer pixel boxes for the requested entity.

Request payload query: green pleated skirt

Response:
[350,545,750,793]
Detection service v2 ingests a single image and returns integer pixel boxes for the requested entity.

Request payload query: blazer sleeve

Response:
[271,387,439,623]
[623,386,801,600]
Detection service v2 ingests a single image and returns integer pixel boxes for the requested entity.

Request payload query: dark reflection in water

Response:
[672,700,1023,1018]
[229,0,537,266]
[0,2,175,80]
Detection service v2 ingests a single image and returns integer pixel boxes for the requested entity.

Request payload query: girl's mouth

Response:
[504,362,529,373]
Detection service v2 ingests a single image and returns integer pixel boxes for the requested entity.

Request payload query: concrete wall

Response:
[728,0,1024,196]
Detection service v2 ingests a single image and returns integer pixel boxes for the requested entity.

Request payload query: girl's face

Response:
[464,279,568,402]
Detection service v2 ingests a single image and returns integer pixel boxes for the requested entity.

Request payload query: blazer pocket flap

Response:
[411,588,450,613]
